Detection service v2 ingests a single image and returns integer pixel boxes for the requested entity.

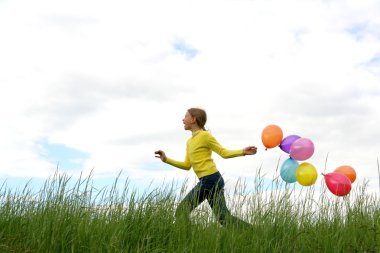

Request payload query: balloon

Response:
[290,138,314,161]
[323,172,352,196]
[334,165,356,183]
[296,162,318,186]
[261,125,283,149]
[280,158,299,183]
[280,135,301,154]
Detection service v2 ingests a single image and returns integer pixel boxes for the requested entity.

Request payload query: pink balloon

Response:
[289,138,314,161]
[323,172,352,196]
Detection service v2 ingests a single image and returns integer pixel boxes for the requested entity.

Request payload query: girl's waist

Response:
[199,170,221,181]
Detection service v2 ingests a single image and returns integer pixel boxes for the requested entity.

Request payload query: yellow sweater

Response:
[165,130,245,178]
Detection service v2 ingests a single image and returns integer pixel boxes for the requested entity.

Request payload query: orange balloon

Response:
[334,165,356,183]
[261,124,283,149]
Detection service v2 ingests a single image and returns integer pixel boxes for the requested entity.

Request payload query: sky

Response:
[0,0,380,196]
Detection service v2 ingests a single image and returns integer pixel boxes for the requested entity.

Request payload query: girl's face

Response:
[183,111,196,130]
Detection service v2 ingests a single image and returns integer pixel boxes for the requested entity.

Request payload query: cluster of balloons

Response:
[261,124,317,187]
[261,124,357,197]
[323,165,356,196]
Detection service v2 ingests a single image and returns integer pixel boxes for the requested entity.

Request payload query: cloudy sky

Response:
[1,0,379,194]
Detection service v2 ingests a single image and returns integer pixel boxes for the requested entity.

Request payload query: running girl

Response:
[155,108,257,228]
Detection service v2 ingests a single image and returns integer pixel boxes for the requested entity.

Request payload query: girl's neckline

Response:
[192,129,203,137]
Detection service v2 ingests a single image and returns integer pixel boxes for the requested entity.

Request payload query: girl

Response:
[155,108,257,228]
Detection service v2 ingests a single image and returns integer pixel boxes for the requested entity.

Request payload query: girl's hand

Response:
[154,150,167,162]
[243,146,257,155]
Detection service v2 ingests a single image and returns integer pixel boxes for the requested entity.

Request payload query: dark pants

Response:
[175,171,252,228]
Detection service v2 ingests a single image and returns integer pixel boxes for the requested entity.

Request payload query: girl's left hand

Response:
[243,146,257,155]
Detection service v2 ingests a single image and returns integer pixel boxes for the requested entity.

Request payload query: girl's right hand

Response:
[154,150,167,162]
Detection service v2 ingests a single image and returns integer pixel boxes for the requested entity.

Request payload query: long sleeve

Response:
[165,152,191,170]
[206,133,244,158]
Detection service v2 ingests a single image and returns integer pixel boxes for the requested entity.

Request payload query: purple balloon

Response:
[289,138,315,161]
[280,135,301,154]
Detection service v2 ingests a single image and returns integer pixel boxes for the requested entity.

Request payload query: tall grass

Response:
[0,168,379,253]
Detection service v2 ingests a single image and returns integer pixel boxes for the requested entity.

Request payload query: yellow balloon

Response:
[296,162,318,186]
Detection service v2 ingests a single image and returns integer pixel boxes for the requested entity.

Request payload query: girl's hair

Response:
[188,108,207,130]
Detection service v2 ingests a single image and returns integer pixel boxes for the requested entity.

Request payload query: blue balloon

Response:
[280,158,299,183]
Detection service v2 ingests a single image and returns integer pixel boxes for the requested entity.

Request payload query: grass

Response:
[0,168,379,253]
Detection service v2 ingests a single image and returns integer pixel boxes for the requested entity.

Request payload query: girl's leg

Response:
[207,174,253,229]
[175,181,208,224]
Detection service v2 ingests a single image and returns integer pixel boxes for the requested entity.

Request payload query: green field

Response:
[1,169,379,253]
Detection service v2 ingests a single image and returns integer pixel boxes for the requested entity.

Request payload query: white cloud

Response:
[0,0,379,195]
